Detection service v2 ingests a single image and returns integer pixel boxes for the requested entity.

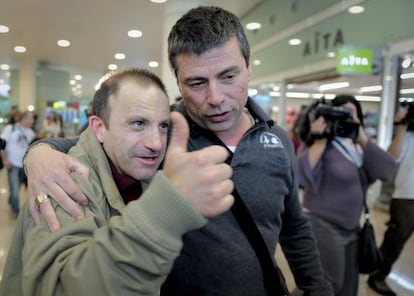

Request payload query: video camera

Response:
[296,100,360,143]
[311,103,359,140]
[400,101,414,131]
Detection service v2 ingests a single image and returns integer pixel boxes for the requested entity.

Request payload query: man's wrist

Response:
[23,143,52,175]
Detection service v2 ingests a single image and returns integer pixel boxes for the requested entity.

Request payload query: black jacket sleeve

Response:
[32,137,79,153]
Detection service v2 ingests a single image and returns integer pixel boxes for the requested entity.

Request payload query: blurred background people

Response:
[41,111,62,138]
[77,101,93,135]
[368,106,414,296]
[0,111,36,215]
[296,94,397,296]
[285,107,302,154]
[6,105,20,125]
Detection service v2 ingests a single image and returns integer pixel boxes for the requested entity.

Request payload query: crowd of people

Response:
[0,107,84,216]
[0,5,412,296]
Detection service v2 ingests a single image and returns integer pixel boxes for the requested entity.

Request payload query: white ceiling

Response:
[0,0,261,99]
[1,0,413,103]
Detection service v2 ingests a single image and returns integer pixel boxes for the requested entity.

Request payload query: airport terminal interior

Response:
[1,0,414,295]
[0,174,412,294]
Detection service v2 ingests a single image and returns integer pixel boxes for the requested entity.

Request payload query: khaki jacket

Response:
[0,128,206,295]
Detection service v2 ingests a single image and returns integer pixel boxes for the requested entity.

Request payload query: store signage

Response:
[336,47,373,74]
[303,29,344,56]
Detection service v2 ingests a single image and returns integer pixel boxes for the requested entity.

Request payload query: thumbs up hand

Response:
[163,112,234,218]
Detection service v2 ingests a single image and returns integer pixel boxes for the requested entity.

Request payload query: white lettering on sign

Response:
[340,55,369,66]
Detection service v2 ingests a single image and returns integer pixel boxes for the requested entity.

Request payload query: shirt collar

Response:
[108,159,140,191]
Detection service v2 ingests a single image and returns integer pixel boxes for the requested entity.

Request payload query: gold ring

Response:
[35,194,48,208]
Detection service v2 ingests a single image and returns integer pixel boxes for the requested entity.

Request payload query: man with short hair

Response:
[24,6,333,295]
[0,67,234,295]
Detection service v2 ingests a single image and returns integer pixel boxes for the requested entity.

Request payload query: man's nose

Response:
[145,130,164,151]
[207,82,224,106]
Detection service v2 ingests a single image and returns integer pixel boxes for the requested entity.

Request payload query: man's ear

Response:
[89,116,105,143]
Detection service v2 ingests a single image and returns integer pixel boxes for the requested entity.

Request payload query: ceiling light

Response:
[324,94,336,100]
[57,40,70,47]
[74,74,82,80]
[0,64,10,70]
[348,6,365,14]
[312,93,325,99]
[400,88,414,94]
[14,46,26,53]
[108,64,118,70]
[114,53,125,60]
[402,57,412,68]
[253,59,261,66]
[148,61,159,68]
[270,92,280,97]
[288,38,301,46]
[355,95,380,102]
[401,72,414,79]
[319,81,349,91]
[248,88,258,96]
[286,92,310,98]
[69,80,76,85]
[400,98,414,103]
[0,25,9,33]
[360,85,382,93]
[327,52,336,58]
[128,30,142,38]
[246,22,261,30]
[150,0,167,3]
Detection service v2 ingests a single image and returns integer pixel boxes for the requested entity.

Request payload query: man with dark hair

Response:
[0,67,234,295]
[24,6,333,295]
[368,109,414,296]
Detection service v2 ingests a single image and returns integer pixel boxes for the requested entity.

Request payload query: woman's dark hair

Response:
[332,94,364,127]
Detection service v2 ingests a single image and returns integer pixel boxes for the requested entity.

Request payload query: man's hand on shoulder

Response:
[26,143,89,232]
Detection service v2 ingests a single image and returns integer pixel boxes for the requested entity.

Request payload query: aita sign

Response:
[336,48,373,74]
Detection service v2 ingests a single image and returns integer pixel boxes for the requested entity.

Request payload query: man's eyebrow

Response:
[216,66,240,77]
[183,66,240,84]
[183,76,205,84]
[160,116,171,123]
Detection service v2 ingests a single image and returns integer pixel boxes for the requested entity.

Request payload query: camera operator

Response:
[368,105,414,296]
[297,94,397,296]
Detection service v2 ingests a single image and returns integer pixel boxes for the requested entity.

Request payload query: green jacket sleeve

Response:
[20,172,206,296]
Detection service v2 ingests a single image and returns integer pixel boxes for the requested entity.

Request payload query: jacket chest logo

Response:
[259,132,284,149]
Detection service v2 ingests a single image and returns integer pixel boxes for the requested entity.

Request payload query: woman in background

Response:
[42,111,62,138]
[296,94,397,296]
